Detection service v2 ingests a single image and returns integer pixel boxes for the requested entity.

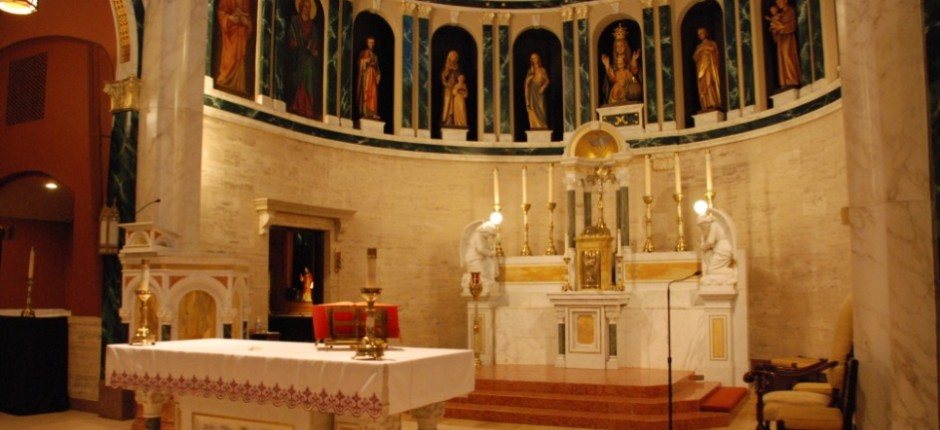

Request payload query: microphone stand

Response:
[667,270,701,429]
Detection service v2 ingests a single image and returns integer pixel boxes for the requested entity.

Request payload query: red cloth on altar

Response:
[312,302,400,342]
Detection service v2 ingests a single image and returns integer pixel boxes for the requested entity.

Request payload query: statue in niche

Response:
[767,0,800,89]
[441,50,467,128]
[697,210,737,287]
[601,24,643,105]
[288,0,319,118]
[357,36,382,120]
[460,221,500,295]
[216,0,253,94]
[298,267,315,302]
[524,52,550,129]
[693,27,722,112]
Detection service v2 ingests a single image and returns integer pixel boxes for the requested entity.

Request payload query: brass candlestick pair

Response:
[469,272,483,369]
[642,193,690,252]
[353,287,386,360]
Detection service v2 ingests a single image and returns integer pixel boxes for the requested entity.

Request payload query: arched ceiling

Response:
[0,174,74,223]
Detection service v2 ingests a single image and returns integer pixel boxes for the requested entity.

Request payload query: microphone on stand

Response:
[666,269,701,430]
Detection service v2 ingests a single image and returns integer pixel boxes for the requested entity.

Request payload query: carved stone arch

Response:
[108,0,143,79]
[165,275,229,340]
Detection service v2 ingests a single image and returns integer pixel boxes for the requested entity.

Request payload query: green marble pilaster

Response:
[563,20,575,132]
[809,0,824,81]
[724,0,740,110]
[419,18,430,130]
[643,8,658,124]
[483,24,494,134]
[577,19,591,125]
[327,0,339,116]
[402,15,414,129]
[499,24,510,135]
[567,189,576,247]
[340,0,353,120]
[740,0,755,106]
[259,0,273,96]
[617,187,629,245]
[797,0,812,86]
[583,191,593,229]
[926,0,940,297]
[205,0,215,76]
[658,5,676,122]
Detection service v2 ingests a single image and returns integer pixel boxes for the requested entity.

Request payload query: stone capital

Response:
[103,76,141,113]
[482,12,495,24]
[417,4,432,18]
[498,12,511,25]
[575,6,589,20]
[561,8,573,21]
[400,1,415,14]
[640,0,654,8]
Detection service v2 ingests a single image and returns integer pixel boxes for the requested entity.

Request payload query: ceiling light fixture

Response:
[0,0,38,15]
[44,181,58,190]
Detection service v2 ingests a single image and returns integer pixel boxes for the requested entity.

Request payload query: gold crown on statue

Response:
[612,24,628,40]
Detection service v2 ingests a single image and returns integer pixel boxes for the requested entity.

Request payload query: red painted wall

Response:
[0,38,113,316]
[0,218,72,310]
[0,0,117,61]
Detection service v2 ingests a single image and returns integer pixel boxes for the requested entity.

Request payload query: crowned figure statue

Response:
[600,24,643,105]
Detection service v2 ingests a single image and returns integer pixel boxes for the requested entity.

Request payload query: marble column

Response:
[576,6,591,125]
[657,2,676,128]
[562,9,576,134]
[796,0,812,87]
[136,0,206,251]
[417,5,432,138]
[258,0,274,98]
[839,0,938,428]
[738,0,755,108]
[326,0,340,119]
[564,170,577,248]
[615,164,630,247]
[642,3,658,128]
[723,0,741,112]
[401,2,416,134]
[583,190,593,230]
[498,13,511,141]
[135,390,168,430]
[339,0,353,125]
[482,13,495,140]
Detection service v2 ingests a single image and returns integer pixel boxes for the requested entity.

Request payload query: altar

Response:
[106,339,474,429]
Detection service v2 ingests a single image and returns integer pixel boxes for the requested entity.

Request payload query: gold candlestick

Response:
[614,254,625,291]
[545,202,557,255]
[493,205,505,257]
[674,193,687,252]
[469,272,483,369]
[520,203,532,256]
[21,278,35,317]
[643,195,655,252]
[705,190,716,208]
[131,285,156,346]
[561,254,573,292]
[353,287,386,360]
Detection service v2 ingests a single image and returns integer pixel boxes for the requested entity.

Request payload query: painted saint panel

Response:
[211,0,258,98]
[278,0,325,120]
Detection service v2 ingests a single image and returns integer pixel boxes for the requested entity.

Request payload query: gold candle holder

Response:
[643,195,655,253]
[561,254,573,292]
[493,205,505,257]
[469,272,483,369]
[545,202,557,255]
[674,193,687,252]
[520,203,532,256]
[705,190,716,208]
[614,254,625,291]
[130,284,156,346]
[21,278,35,317]
[353,287,386,360]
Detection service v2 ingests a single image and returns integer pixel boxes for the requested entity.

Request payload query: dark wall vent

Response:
[6,52,47,126]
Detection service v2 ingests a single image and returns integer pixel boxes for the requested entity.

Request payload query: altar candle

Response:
[705,149,713,192]
[367,248,377,288]
[140,261,150,292]
[644,155,652,196]
[673,152,682,194]
[493,168,500,206]
[27,246,35,279]
[616,229,623,255]
[548,163,554,203]
[522,166,528,204]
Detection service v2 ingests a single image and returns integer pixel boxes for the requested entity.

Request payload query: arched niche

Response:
[512,28,563,142]
[352,12,394,133]
[680,0,725,125]
[178,290,218,340]
[211,0,258,99]
[431,25,477,141]
[760,0,803,96]
[278,0,325,120]
[595,18,644,107]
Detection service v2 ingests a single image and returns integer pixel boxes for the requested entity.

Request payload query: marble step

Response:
[444,402,732,429]
[449,381,720,415]
[475,374,710,397]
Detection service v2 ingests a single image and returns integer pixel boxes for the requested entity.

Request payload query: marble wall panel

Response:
[809,0,824,81]
[739,0,755,106]
[326,0,339,116]
[724,0,740,110]
[563,20,575,132]
[205,0,215,76]
[339,0,353,120]
[577,19,591,125]
[494,307,556,365]
[259,0,273,96]
[643,8,658,124]
[499,25,510,134]
[483,24,494,134]
[69,316,102,401]
[658,5,675,122]
[419,18,430,130]
[402,15,414,129]
[797,0,812,86]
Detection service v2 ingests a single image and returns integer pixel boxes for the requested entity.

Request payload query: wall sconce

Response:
[334,251,342,273]
[0,0,38,15]
[98,202,120,255]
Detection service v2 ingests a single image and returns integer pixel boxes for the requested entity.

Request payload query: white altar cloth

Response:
[106,339,474,417]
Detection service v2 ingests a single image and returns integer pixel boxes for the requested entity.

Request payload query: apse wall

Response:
[199,99,849,359]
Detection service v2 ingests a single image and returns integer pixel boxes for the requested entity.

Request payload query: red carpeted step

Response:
[444,402,731,429]
[700,386,749,413]
[449,389,704,414]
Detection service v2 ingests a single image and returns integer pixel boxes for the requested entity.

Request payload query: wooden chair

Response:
[771,357,858,430]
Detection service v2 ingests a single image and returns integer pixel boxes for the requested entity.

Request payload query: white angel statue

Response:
[459,220,500,296]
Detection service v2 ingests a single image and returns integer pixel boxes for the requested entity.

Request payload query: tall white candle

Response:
[493,168,500,206]
[367,248,377,288]
[27,246,35,279]
[616,229,623,255]
[522,166,528,204]
[705,149,713,192]
[548,163,554,203]
[673,152,682,194]
[140,261,150,292]
[644,155,652,196]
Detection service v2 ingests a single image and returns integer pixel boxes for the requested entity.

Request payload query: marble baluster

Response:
[724,0,741,111]
[135,390,168,430]
[642,6,658,127]
[326,0,339,117]
[576,7,591,125]
[562,10,575,133]
[658,4,676,126]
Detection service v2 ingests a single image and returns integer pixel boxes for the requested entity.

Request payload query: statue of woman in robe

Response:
[693,27,722,112]
[440,50,467,128]
[524,52,549,129]
[216,0,253,94]
[288,0,319,118]
[357,37,381,120]
[768,0,800,89]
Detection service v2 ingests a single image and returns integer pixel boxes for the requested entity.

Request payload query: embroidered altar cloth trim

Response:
[106,339,474,416]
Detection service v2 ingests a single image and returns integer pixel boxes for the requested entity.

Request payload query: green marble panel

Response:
[205,0,215,76]
[259,0,273,96]
[577,19,591,124]
[402,15,414,129]
[617,187,629,244]
[797,0,812,86]
[583,191,592,229]
[739,0,755,106]
[810,0,824,81]
[724,0,740,110]
[602,112,640,127]
[133,0,144,75]
[499,25,510,134]
[659,6,675,122]
[326,0,339,116]
[563,20,575,132]
[483,24,494,133]
[340,0,353,119]
[643,8,658,124]
[418,18,430,130]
